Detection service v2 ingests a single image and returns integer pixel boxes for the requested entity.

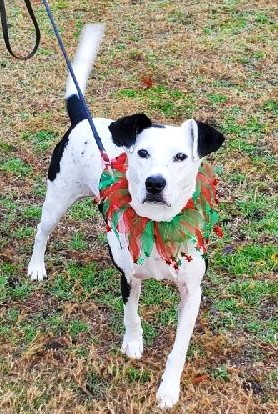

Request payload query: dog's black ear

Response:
[109,113,152,148]
[183,119,224,160]
[196,121,225,158]
[194,121,225,158]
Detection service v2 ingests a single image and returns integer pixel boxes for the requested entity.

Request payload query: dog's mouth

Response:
[143,194,171,207]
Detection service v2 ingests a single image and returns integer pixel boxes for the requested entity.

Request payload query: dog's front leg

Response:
[156,269,204,409]
[121,276,143,359]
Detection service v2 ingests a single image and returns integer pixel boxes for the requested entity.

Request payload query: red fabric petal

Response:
[154,222,176,266]
[101,177,128,199]
[111,153,127,172]
[120,208,148,262]
[213,225,224,237]
[185,199,195,209]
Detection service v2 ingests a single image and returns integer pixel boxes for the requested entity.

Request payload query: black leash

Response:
[0,0,41,60]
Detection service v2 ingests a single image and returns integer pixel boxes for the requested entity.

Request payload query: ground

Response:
[0,0,277,413]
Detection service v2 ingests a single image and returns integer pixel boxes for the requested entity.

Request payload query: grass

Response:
[0,0,277,413]
[116,85,196,118]
[0,157,32,176]
[22,130,57,153]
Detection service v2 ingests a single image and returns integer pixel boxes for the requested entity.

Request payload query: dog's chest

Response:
[133,251,179,282]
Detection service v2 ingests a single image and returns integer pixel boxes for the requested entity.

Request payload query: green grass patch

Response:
[245,318,277,344]
[215,297,244,314]
[48,264,119,303]
[0,142,17,153]
[141,279,178,306]
[68,319,90,337]
[23,324,38,343]
[68,199,98,221]
[0,269,33,304]
[207,93,229,106]
[0,158,32,177]
[221,113,267,139]
[22,130,57,153]
[159,306,178,326]
[116,85,196,118]
[214,244,277,276]
[227,280,277,306]
[142,320,158,345]
[22,206,42,220]
[48,274,76,301]
[211,364,230,382]
[126,367,151,383]
[69,232,88,251]
[32,179,46,197]
[12,226,35,239]
[262,99,278,114]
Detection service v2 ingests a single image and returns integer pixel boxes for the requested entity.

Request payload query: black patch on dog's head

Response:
[195,121,225,158]
[109,113,152,148]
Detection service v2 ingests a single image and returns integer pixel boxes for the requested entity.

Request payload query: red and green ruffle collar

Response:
[99,153,222,269]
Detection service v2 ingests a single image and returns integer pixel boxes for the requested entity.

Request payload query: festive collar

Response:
[99,153,222,269]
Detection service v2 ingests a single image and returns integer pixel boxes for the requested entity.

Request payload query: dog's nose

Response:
[145,175,166,194]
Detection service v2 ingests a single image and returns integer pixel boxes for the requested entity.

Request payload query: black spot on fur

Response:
[109,113,152,148]
[120,273,131,304]
[48,127,73,181]
[97,202,104,215]
[107,244,130,304]
[66,95,87,127]
[196,121,225,158]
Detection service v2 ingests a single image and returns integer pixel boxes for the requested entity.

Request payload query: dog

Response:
[28,24,225,409]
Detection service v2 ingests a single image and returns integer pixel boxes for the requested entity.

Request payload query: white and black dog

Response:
[28,24,224,408]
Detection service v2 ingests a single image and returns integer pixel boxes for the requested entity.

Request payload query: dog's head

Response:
[109,114,224,221]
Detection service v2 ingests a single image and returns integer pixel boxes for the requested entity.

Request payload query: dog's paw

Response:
[156,380,180,409]
[28,261,47,281]
[121,335,143,359]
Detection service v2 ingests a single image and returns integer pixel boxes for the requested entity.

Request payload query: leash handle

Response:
[0,0,41,60]
[42,0,110,164]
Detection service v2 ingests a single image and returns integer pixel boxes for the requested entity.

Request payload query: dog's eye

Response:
[138,149,150,159]
[174,153,187,162]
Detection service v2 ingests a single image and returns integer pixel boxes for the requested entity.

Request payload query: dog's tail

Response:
[65,23,104,126]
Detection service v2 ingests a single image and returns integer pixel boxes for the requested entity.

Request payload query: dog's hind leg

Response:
[28,180,89,281]
[121,277,143,359]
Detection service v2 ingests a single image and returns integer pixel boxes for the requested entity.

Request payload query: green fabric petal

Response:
[141,221,154,258]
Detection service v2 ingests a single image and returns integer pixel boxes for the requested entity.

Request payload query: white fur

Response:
[28,24,218,409]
